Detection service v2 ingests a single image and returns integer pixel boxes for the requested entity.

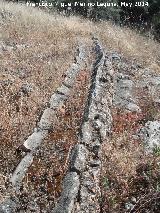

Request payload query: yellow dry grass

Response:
[96,21,160,72]
[0,1,160,209]
[0,1,92,156]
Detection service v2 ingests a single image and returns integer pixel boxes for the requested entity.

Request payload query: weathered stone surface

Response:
[10,153,34,190]
[0,198,17,213]
[57,84,71,96]
[52,172,80,213]
[76,43,86,64]
[76,167,101,213]
[138,121,160,153]
[114,73,141,112]
[39,108,57,130]
[9,129,48,191]
[89,159,101,167]
[111,52,121,61]
[19,83,33,96]
[63,76,75,88]
[73,38,113,213]
[70,144,89,173]
[127,102,142,112]
[77,187,99,213]
[50,93,67,109]
[89,139,101,154]
[80,122,93,145]
[23,130,48,151]
[65,64,79,80]
[136,69,160,103]
[51,37,113,213]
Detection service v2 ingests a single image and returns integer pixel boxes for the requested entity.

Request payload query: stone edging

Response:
[52,37,114,213]
[0,43,86,213]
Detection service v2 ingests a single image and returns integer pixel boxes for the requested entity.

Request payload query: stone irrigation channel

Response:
[0,37,114,213]
[52,37,114,213]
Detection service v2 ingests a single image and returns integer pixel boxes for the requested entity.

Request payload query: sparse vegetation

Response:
[0,1,160,212]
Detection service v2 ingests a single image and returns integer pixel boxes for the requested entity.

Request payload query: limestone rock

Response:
[53,172,80,213]
[0,198,17,213]
[137,69,160,103]
[114,73,141,112]
[70,144,89,173]
[138,121,160,153]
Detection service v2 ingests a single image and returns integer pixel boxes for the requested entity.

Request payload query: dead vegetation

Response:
[0,1,92,176]
[101,89,160,212]
[0,1,160,212]
[12,68,91,212]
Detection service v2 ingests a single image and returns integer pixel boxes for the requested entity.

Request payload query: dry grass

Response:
[0,1,92,175]
[101,132,160,212]
[101,101,160,212]
[0,1,160,211]
[100,55,160,212]
[96,22,160,72]
[14,67,90,212]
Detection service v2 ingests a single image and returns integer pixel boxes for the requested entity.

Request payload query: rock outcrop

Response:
[114,73,141,112]
[138,120,160,153]
[136,69,160,103]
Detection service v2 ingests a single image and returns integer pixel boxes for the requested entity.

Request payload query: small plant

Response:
[109,196,117,207]
[153,147,160,157]
[103,177,110,190]
[156,181,160,192]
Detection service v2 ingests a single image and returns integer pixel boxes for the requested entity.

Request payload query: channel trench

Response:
[52,37,114,213]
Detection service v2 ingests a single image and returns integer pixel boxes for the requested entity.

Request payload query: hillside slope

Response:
[0,1,160,213]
